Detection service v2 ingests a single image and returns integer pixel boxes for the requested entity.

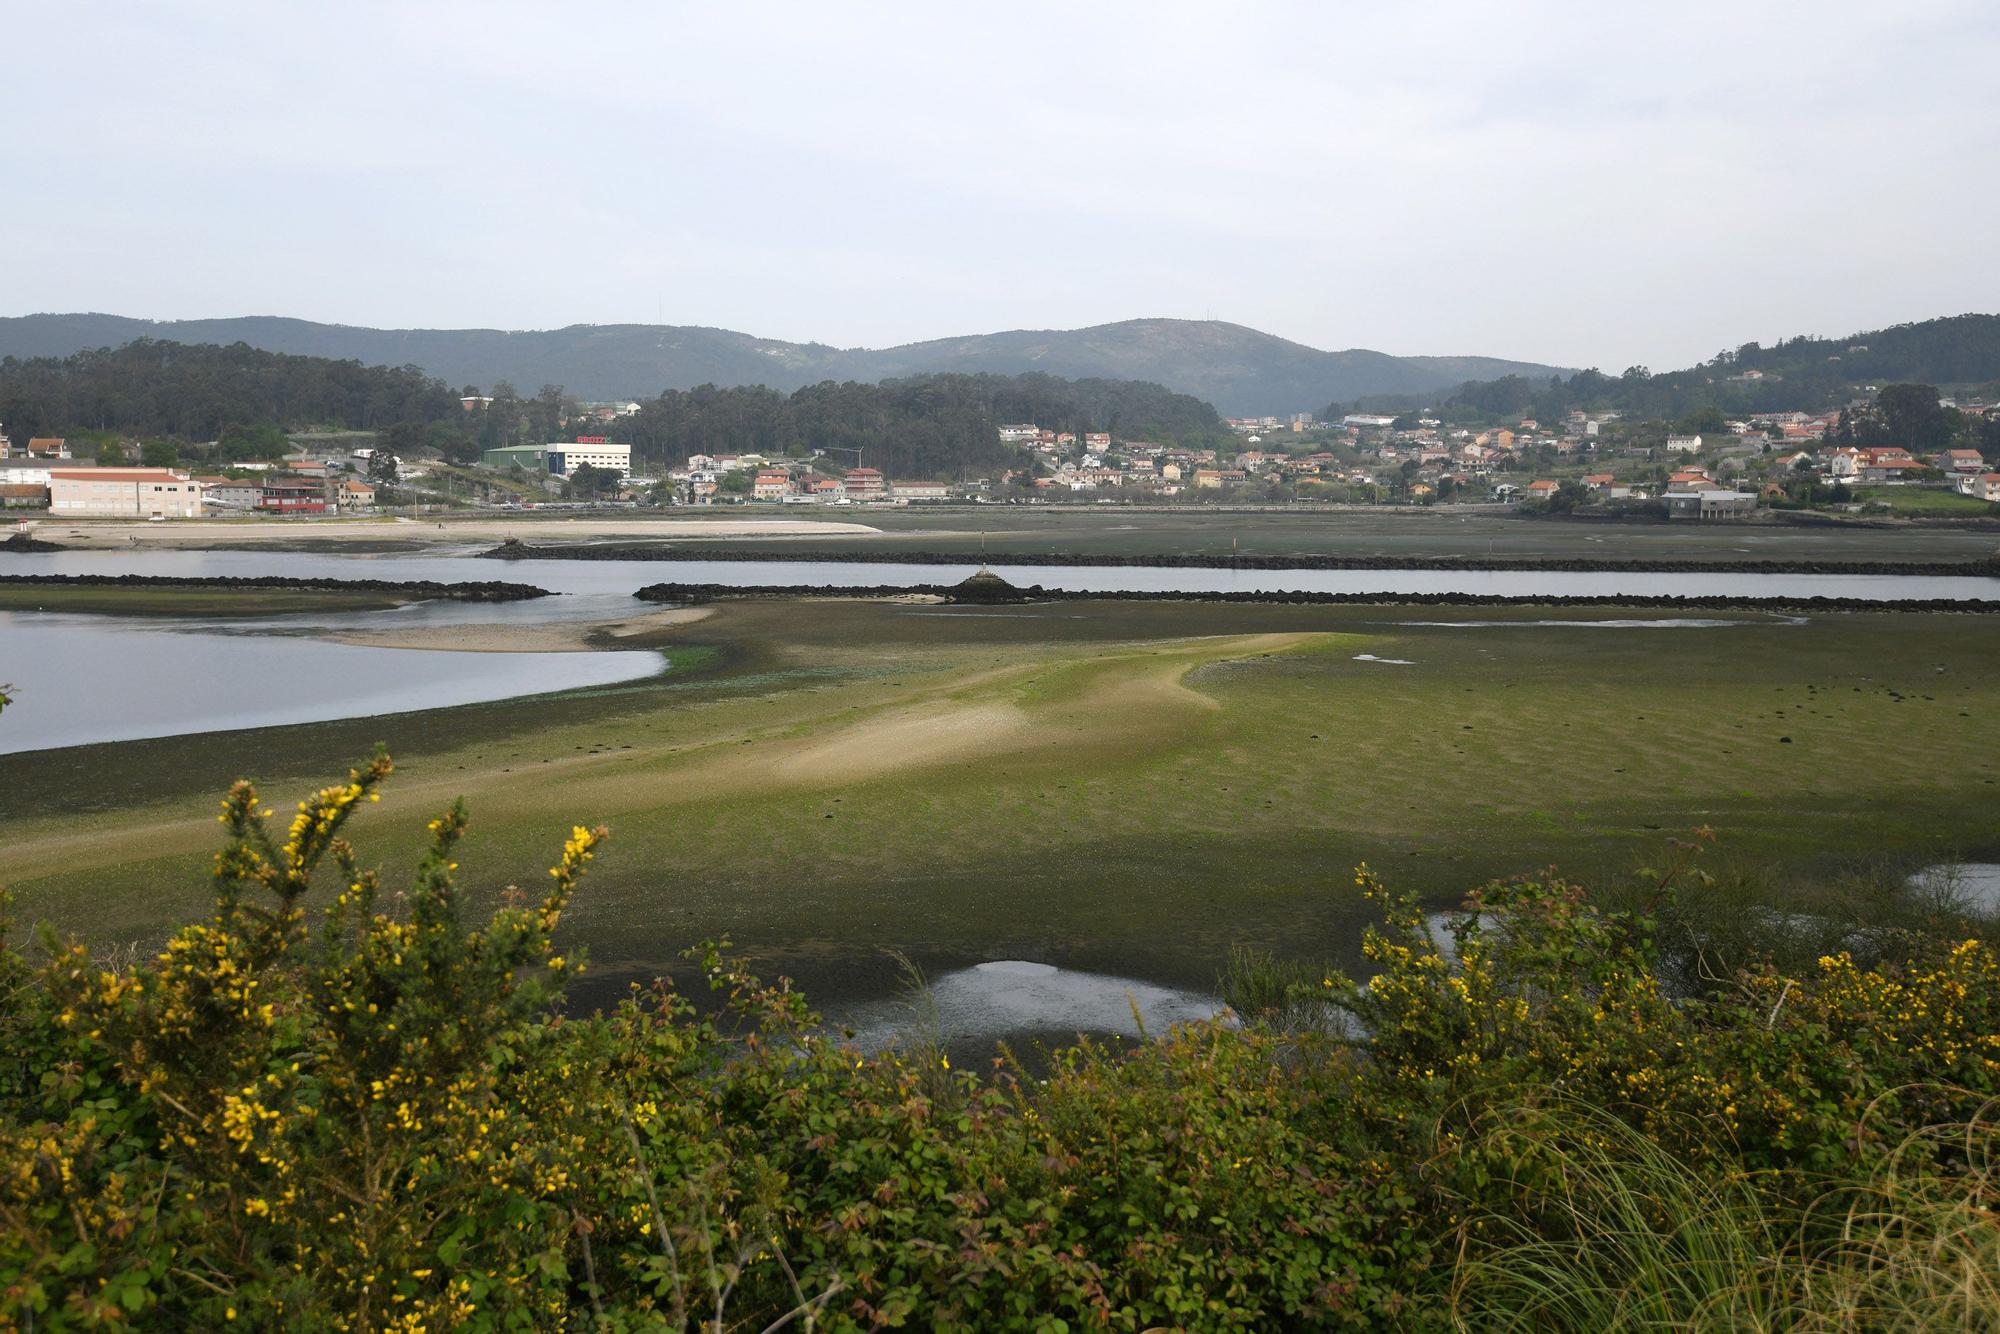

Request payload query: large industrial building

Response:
[48,468,205,518]
[481,440,631,477]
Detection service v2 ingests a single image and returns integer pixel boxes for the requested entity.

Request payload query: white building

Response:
[997,423,1040,443]
[545,441,632,476]
[49,468,204,518]
[1665,434,1704,454]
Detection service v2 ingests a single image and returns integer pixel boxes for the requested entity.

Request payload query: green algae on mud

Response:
[3,597,1997,1009]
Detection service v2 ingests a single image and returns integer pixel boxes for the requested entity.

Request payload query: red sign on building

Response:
[574,436,607,445]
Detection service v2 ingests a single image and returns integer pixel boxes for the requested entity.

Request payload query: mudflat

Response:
[4,596,1996,1010]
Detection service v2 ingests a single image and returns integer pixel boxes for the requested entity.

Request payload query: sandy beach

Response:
[10,515,882,550]
[318,605,715,652]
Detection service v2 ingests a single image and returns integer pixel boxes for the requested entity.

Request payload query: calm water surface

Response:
[4,545,1994,755]
[0,612,662,754]
[6,546,1998,600]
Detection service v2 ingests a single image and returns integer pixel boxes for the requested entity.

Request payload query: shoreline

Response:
[0,573,551,601]
[487,540,2000,578]
[5,516,882,550]
[634,582,2000,615]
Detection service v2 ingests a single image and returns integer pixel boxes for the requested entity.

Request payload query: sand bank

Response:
[322,606,713,653]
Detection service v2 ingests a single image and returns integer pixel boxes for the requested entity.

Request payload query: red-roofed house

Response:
[259,477,327,514]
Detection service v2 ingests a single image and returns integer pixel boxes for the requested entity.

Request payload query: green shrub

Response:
[1,755,1994,1329]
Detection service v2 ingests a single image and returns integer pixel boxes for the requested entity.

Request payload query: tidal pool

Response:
[836,960,1225,1053]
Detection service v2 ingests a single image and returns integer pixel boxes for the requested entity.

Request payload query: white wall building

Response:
[49,468,204,518]
[545,441,632,476]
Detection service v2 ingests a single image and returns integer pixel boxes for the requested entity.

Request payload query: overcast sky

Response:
[5,1,1997,370]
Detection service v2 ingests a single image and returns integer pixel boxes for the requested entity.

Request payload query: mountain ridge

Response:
[0,313,1569,416]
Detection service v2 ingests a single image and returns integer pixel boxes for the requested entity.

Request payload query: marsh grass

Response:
[1599,853,1997,997]
[1216,943,1356,1036]
[1446,1102,2000,1332]
[1447,1105,1792,1330]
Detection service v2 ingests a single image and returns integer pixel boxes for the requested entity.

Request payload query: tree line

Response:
[1334,313,2000,437]
[623,372,1226,479]
[0,339,461,444]
[0,340,1226,479]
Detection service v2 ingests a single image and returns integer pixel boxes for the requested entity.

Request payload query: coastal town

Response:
[5,387,1998,521]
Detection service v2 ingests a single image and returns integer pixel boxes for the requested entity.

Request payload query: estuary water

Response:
[3,544,1995,754]
[0,613,663,754]
[5,545,1998,601]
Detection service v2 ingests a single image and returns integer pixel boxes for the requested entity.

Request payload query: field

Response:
[4,597,1997,1010]
[1855,486,1998,516]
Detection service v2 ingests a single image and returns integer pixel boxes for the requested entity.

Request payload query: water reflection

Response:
[836,960,1224,1052]
[0,612,663,754]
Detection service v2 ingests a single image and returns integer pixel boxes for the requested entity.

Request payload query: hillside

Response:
[1421,313,2000,423]
[0,313,1567,416]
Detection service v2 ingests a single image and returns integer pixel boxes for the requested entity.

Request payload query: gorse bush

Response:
[1,757,1994,1330]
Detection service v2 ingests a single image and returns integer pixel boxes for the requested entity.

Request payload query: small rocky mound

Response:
[1,530,63,553]
[948,569,1032,604]
[482,538,533,560]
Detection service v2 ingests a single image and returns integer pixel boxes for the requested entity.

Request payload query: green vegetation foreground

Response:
[2,747,1996,1330]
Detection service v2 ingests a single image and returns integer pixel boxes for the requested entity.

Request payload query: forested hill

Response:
[0,313,1568,416]
[1402,313,2000,423]
[626,373,1222,478]
[0,339,458,442]
[0,339,1223,478]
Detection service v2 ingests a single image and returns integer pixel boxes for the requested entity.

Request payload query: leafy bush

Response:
[1,757,1994,1329]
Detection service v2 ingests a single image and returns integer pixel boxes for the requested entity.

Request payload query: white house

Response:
[1959,473,2000,502]
[1665,434,1704,454]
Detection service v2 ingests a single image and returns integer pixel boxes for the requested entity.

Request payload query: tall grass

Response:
[1216,943,1350,1035]
[1445,1103,2000,1332]
[1598,853,1996,998]
[1445,1105,1794,1330]
[1792,1107,2000,1331]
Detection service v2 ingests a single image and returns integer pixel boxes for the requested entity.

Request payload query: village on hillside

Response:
[4,388,1998,521]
